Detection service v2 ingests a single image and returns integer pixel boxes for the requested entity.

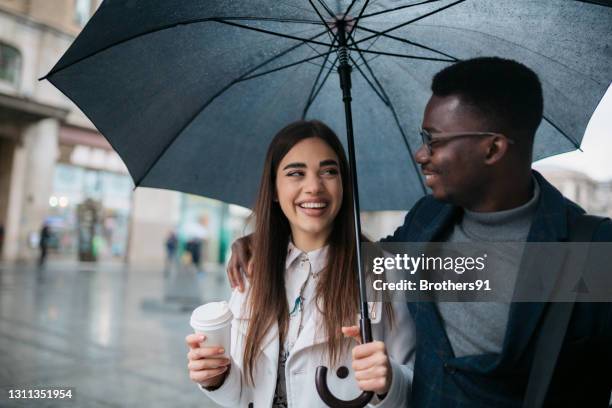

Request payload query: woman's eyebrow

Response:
[282,162,306,170]
[319,159,338,166]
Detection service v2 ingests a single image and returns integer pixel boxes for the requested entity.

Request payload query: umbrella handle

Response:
[315,317,374,407]
[315,366,374,408]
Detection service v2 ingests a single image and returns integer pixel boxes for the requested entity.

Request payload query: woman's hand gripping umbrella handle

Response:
[315,315,374,408]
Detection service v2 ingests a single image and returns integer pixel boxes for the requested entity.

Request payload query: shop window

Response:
[0,43,21,87]
[74,0,92,26]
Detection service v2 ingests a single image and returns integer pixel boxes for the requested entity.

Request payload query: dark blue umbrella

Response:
[43,1,612,406]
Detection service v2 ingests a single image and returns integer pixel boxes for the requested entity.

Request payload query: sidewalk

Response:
[0,259,230,407]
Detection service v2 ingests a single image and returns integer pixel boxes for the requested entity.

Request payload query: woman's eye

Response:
[321,168,339,176]
[287,171,304,177]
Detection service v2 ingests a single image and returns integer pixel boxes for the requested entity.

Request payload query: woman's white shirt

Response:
[198,244,416,407]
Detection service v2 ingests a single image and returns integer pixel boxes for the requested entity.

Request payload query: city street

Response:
[0,259,230,407]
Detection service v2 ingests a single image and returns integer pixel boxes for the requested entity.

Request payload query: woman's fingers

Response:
[188,357,231,371]
[187,346,226,361]
[352,341,385,361]
[189,366,228,383]
[341,325,362,344]
[185,334,206,349]
[353,364,388,381]
[355,377,387,393]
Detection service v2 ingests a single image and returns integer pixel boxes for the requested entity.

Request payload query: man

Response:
[228,57,612,406]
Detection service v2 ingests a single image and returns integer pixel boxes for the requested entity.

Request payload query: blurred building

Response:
[537,167,612,218]
[0,0,249,265]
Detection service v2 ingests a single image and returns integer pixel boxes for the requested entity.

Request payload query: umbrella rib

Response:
[345,0,359,16]
[239,51,335,81]
[345,0,372,41]
[214,19,332,47]
[355,54,382,69]
[359,0,443,19]
[347,48,455,62]
[574,0,612,6]
[301,37,339,118]
[354,0,467,45]
[134,29,330,187]
[356,25,459,61]
[302,56,339,118]
[350,39,428,194]
[42,17,328,79]
[347,25,370,68]
[221,16,326,25]
[308,0,335,44]
[316,0,337,18]
[349,55,389,105]
[542,115,582,150]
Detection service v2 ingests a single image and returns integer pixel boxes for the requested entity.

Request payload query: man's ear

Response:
[484,135,510,165]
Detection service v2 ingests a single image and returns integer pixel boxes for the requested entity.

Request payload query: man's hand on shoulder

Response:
[227,235,253,292]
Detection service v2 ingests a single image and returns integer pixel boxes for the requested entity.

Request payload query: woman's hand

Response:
[342,325,392,395]
[186,334,231,389]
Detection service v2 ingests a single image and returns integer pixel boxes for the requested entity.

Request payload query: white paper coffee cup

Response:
[190,301,233,356]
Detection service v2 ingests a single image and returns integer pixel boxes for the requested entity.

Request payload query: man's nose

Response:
[415,144,430,164]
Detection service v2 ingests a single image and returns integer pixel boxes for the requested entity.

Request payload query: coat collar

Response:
[285,241,329,273]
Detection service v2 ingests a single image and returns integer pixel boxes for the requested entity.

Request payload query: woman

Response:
[186,120,414,407]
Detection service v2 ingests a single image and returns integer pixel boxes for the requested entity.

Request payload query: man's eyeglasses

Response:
[419,129,514,155]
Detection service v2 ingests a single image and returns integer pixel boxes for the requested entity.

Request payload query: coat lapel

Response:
[499,171,571,366]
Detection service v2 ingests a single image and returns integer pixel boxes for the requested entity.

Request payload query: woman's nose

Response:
[304,173,324,193]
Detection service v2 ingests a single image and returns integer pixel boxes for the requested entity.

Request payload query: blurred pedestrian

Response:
[39,223,51,267]
[165,230,178,275]
[185,216,209,275]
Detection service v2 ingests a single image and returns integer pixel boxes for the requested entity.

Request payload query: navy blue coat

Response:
[382,171,612,407]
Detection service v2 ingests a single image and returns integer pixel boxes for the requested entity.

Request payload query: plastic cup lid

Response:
[190,301,233,327]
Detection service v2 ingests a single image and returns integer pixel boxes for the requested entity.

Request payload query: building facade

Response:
[0,0,250,266]
[537,167,612,218]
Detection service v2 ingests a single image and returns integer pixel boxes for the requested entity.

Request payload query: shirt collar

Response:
[286,240,329,274]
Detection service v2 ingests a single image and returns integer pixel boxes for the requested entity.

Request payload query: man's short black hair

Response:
[431,57,543,138]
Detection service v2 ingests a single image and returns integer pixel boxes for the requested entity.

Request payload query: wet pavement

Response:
[0,259,231,407]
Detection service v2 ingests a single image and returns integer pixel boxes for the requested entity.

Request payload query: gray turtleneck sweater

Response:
[438,178,540,358]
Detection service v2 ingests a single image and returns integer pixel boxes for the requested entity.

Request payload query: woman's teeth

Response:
[299,202,327,209]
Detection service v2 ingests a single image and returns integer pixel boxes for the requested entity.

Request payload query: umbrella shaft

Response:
[337,23,372,344]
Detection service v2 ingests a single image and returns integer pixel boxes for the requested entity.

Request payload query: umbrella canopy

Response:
[44,0,612,211]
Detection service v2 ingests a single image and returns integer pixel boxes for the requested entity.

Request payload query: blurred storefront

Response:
[47,124,134,261]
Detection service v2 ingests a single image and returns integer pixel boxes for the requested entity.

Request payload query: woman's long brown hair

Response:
[242,120,381,385]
